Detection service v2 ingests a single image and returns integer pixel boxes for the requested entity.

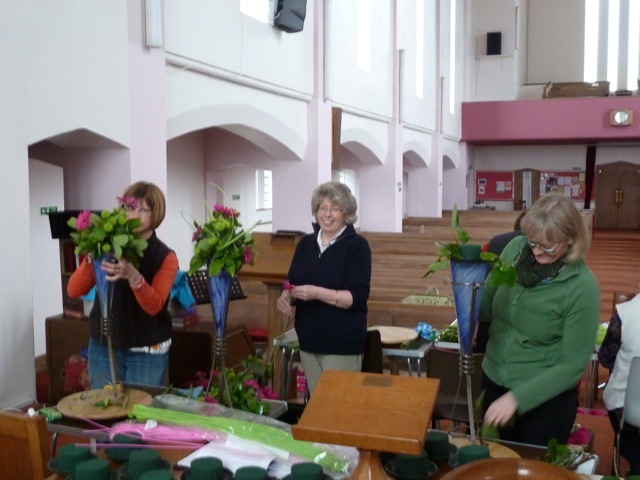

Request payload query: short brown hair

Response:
[121,181,166,229]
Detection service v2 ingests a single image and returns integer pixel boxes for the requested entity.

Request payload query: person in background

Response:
[598,293,640,475]
[476,210,527,352]
[68,181,179,388]
[482,210,527,256]
[480,192,600,446]
[276,181,372,395]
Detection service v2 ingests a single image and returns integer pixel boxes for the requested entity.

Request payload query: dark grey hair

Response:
[311,181,358,225]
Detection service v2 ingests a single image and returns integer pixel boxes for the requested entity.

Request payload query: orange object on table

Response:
[291,370,440,479]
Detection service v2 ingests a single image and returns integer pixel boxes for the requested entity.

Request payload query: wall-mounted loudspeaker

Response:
[273,0,307,33]
[486,32,502,55]
[49,211,84,239]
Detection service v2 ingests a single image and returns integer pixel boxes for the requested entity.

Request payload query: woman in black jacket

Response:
[276,181,372,395]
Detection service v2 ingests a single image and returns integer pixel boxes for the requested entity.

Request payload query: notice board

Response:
[475,171,514,200]
[541,171,589,200]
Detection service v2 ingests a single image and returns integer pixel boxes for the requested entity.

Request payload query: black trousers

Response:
[481,373,578,446]
[608,407,640,475]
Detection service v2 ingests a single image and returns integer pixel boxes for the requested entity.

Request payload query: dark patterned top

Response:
[597,310,622,371]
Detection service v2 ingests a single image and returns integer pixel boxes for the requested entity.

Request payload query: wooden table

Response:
[291,370,440,479]
[383,339,433,376]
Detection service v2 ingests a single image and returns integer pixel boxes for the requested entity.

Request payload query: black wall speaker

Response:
[48,210,99,239]
[486,32,502,55]
[273,0,307,33]
[49,211,83,239]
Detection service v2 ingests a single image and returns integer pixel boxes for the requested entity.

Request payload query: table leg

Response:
[266,283,289,397]
[388,357,400,375]
[583,353,598,409]
[350,450,392,480]
[50,432,59,457]
[279,346,295,401]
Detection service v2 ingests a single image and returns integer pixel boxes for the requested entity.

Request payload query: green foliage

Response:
[437,325,459,343]
[423,205,469,277]
[205,355,276,415]
[423,205,516,287]
[186,184,260,277]
[543,438,585,468]
[67,208,148,267]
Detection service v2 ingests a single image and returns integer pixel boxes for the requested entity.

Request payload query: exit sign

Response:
[40,206,58,215]
[232,194,240,200]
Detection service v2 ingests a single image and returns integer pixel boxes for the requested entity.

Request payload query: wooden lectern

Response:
[292,370,440,479]
[238,231,303,396]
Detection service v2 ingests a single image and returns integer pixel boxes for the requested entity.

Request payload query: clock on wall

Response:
[609,109,633,126]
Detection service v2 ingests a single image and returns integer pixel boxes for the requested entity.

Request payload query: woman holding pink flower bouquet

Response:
[276,181,372,395]
[67,181,179,388]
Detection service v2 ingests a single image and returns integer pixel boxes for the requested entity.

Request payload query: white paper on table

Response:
[225,434,290,460]
[177,435,279,473]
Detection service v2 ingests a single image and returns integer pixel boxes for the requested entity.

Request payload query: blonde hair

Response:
[121,181,166,229]
[520,192,590,262]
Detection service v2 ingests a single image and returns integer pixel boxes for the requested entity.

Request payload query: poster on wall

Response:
[475,171,514,200]
[541,171,590,200]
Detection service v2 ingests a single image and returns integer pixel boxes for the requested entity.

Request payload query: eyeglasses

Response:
[317,205,343,214]
[527,239,560,254]
[123,205,152,215]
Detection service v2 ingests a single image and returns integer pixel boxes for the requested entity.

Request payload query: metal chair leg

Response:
[614,429,621,478]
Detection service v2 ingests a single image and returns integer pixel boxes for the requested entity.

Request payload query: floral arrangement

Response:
[183,356,278,415]
[542,437,594,470]
[186,184,260,277]
[423,204,516,287]
[66,197,148,267]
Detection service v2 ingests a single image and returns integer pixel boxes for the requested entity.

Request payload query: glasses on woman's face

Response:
[317,205,343,215]
[123,205,152,215]
[527,238,560,254]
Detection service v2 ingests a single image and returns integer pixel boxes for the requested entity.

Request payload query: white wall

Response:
[325,0,393,118]
[526,0,585,84]
[166,132,207,272]
[398,0,438,132]
[26,1,131,147]
[29,160,65,358]
[164,1,313,96]
[1,1,34,408]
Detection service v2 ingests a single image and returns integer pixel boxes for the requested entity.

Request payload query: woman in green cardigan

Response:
[479,192,600,446]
